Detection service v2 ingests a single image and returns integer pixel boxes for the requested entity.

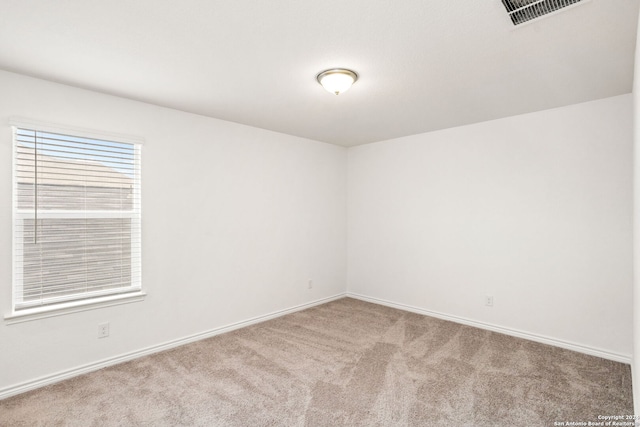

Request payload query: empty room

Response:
[1,0,640,425]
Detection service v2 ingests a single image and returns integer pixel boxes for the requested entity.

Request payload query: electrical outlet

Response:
[485,295,494,307]
[98,322,110,338]
[308,279,313,289]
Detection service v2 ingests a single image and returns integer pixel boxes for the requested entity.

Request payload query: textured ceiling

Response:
[0,0,638,146]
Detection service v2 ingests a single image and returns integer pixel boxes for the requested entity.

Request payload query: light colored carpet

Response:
[0,298,633,426]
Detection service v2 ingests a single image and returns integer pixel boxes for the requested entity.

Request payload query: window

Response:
[11,123,141,314]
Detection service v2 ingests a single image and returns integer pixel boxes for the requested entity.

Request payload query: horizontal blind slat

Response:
[16,130,136,151]
[22,275,142,293]
[22,279,139,295]
[16,137,136,156]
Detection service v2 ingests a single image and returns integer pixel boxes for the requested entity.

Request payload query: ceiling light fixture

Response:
[316,68,358,95]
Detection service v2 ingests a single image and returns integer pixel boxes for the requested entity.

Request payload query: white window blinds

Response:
[13,126,141,311]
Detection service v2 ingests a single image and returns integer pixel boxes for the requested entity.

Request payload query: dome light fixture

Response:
[316,68,358,95]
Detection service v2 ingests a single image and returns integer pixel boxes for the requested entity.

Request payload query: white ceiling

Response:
[0,0,638,147]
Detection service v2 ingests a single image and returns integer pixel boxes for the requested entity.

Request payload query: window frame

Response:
[6,118,144,323]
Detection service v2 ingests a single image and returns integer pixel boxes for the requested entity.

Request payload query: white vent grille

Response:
[502,0,583,25]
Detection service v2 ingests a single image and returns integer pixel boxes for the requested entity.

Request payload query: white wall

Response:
[348,95,633,360]
[632,7,640,414]
[0,70,347,394]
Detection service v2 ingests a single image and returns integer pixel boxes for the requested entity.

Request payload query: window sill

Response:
[4,291,146,325]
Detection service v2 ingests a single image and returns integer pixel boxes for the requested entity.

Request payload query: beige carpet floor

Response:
[0,298,633,426]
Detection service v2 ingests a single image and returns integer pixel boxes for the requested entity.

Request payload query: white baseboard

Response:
[0,293,346,400]
[347,292,632,365]
[3,291,629,400]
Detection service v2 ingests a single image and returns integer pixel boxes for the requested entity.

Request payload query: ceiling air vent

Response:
[502,0,583,25]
